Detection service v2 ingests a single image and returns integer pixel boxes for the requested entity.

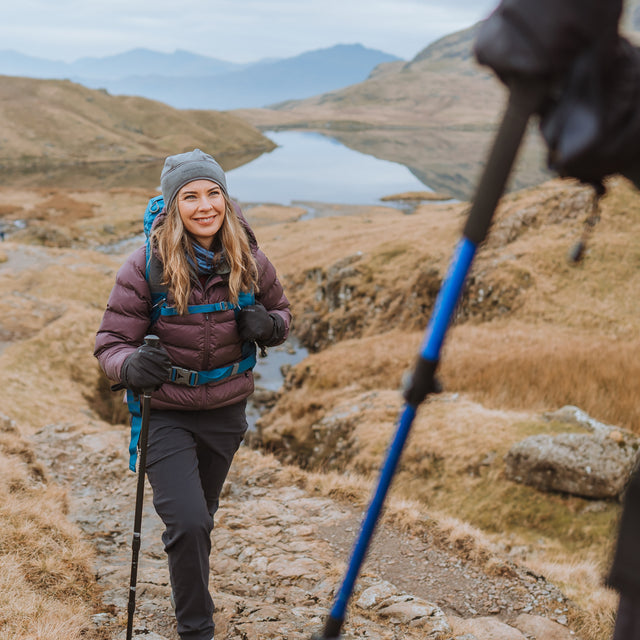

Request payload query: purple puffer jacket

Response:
[94,214,291,411]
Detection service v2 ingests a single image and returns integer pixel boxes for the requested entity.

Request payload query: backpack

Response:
[126,195,257,472]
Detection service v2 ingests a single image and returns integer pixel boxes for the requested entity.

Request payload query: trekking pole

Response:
[126,334,159,640]
[311,82,546,640]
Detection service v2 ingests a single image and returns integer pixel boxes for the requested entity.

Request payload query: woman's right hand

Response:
[120,342,172,393]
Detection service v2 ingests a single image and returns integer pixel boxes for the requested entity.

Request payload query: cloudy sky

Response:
[3,0,499,63]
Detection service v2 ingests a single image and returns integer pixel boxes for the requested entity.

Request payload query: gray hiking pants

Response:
[145,401,247,640]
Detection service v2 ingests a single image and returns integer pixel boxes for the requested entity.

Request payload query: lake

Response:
[226,130,432,206]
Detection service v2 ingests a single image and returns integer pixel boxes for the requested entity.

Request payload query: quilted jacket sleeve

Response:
[255,248,291,347]
[94,246,153,382]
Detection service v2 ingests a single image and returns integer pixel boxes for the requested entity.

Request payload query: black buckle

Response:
[171,366,198,386]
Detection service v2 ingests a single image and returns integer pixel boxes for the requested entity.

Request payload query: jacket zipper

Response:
[203,313,211,370]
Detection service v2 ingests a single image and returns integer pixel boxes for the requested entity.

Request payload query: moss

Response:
[511,418,592,439]
[371,244,411,264]
[411,468,620,555]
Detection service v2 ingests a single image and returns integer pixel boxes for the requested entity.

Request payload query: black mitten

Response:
[120,343,172,393]
[237,303,285,347]
[540,40,640,186]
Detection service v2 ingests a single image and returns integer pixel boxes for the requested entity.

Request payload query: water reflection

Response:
[0,131,432,206]
[0,149,262,191]
[227,130,431,206]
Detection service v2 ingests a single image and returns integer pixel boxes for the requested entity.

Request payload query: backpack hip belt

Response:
[170,348,257,386]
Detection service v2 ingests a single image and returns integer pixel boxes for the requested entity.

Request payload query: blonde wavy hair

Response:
[150,191,259,315]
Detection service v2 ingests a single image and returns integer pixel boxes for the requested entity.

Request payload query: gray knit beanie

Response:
[160,148,228,208]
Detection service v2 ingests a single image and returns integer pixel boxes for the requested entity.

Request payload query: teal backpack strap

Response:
[160,301,237,317]
[154,285,254,320]
[237,289,255,310]
[143,195,168,325]
[126,389,143,472]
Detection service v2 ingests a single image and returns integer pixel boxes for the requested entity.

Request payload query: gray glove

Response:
[475,0,640,187]
[474,0,622,81]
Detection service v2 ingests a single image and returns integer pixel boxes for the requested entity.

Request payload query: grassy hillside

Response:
[1,174,639,637]
[0,75,275,189]
[251,176,640,639]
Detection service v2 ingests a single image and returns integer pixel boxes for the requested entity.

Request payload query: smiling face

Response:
[177,179,227,249]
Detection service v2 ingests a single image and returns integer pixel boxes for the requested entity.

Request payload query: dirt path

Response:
[30,416,581,640]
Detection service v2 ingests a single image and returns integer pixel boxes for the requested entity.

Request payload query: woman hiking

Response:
[94,148,291,640]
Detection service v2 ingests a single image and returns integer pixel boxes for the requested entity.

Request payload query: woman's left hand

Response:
[237,303,276,343]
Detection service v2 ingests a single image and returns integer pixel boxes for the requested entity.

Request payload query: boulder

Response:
[450,616,526,640]
[356,581,451,637]
[505,431,640,499]
[513,613,580,639]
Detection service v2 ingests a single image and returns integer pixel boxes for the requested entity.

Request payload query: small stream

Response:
[246,336,308,430]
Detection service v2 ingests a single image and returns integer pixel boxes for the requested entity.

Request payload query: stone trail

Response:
[31,420,581,640]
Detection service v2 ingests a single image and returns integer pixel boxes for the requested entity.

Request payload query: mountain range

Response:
[236,23,544,200]
[236,4,640,200]
[0,44,400,110]
[4,1,640,197]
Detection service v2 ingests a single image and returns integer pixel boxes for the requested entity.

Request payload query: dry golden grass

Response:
[0,75,274,171]
[1,175,639,639]
[527,556,617,640]
[0,419,98,640]
[442,323,640,431]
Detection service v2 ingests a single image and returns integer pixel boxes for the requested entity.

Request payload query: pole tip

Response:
[310,614,343,640]
[568,240,585,264]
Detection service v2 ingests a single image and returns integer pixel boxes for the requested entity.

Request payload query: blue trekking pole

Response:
[311,83,545,640]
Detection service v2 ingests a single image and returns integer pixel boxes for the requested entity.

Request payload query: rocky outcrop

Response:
[505,406,640,499]
[290,252,443,352]
[450,613,578,640]
[291,250,532,353]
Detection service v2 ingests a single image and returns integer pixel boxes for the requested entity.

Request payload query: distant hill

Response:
[0,44,401,110]
[0,75,275,189]
[234,1,640,200]
[235,24,538,200]
[0,47,245,80]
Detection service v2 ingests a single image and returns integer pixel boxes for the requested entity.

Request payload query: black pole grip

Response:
[311,615,342,640]
[463,83,546,246]
[144,334,160,348]
[403,357,440,407]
